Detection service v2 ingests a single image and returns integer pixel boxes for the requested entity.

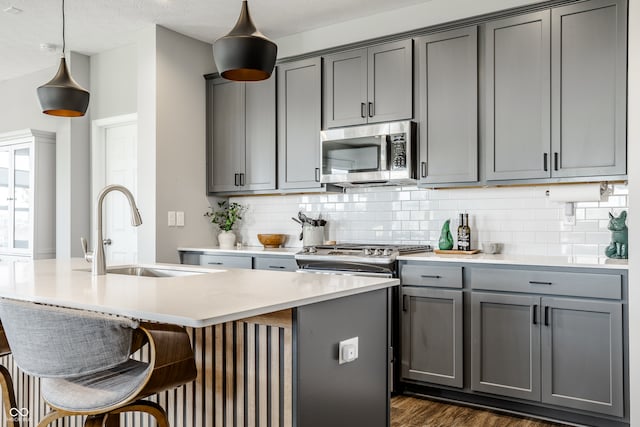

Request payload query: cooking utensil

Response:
[291,217,302,225]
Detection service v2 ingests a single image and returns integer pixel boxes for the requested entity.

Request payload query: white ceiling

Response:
[0,0,433,82]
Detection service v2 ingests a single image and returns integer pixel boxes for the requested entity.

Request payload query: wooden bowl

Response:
[257,234,287,248]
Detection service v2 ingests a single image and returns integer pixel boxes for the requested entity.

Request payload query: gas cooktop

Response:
[295,242,432,259]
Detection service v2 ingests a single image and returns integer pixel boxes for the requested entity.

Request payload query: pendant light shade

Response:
[37,58,89,117]
[37,0,89,117]
[213,0,277,81]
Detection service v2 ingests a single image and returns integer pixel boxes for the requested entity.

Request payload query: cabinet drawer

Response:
[200,254,252,269]
[254,256,298,272]
[401,264,463,288]
[471,267,621,300]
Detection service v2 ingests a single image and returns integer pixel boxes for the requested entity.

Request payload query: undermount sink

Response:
[77,266,214,278]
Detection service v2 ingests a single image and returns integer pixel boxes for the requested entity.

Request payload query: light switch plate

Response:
[338,337,359,365]
[176,211,185,227]
[168,211,176,227]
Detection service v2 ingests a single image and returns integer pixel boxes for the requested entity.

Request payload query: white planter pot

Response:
[218,231,237,249]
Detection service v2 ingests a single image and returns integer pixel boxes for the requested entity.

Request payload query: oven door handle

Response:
[296,269,394,278]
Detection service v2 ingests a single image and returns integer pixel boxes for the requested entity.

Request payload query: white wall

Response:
[90,44,137,121]
[276,0,546,58]
[0,66,59,134]
[627,0,639,424]
[154,26,216,263]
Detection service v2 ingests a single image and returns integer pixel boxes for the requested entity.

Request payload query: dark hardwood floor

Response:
[391,395,569,427]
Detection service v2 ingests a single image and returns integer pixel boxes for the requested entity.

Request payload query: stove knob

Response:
[308,246,317,253]
[374,248,383,256]
[383,248,393,256]
[363,248,373,256]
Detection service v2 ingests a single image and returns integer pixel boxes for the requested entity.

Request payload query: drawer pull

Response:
[529,281,552,285]
[208,262,223,265]
[421,275,441,279]
[269,265,286,269]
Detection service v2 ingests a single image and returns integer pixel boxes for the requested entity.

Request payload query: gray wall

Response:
[154,26,216,263]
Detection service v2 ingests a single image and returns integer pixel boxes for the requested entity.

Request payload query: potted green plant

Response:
[204,201,247,249]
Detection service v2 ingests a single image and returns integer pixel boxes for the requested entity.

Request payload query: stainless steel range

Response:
[295,243,432,277]
[295,242,431,393]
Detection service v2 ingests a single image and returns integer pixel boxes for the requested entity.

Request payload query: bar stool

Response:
[0,323,18,427]
[0,298,197,427]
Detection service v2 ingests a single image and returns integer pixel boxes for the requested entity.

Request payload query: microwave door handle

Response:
[379,135,389,171]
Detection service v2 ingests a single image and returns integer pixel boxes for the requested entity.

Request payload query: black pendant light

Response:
[213,0,277,81]
[37,0,89,117]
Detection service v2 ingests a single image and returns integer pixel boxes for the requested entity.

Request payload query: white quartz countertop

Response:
[397,252,628,270]
[0,259,398,328]
[178,246,298,257]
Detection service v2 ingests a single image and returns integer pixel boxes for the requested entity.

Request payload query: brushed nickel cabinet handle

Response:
[368,102,374,117]
[421,274,441,279]
[361,103,366,118]
[529,281,552,285]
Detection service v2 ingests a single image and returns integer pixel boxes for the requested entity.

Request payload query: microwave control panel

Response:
[390,134,407,170]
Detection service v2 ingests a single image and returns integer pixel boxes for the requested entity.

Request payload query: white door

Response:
[92,115,138,265]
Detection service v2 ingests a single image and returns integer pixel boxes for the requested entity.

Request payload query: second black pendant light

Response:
[37,0,90,117]
[213,0,277,81]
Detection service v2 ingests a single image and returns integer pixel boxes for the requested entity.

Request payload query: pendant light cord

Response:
[61,0,66,57]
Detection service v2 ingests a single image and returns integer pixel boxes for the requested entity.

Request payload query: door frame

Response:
[90,113,138,248]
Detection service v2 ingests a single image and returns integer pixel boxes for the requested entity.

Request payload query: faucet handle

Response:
[80,237,93,263]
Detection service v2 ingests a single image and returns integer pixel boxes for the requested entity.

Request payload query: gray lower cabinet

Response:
[401,287,463,388]
[206,74,276,194]
[415,26,478,186]
[471,292,541,401]
[277,58,323,190]
[541,297,623,417]
[485,11,551,181]
[551,0,627,178]
[323,40,412,128]
[253,255,298,272]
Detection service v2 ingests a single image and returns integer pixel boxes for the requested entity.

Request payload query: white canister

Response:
[302,224,325,246]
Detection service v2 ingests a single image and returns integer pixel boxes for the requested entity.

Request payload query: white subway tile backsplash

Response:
[229,184,628,257]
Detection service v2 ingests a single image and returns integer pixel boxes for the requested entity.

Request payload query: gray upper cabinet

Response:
[541,297,623,417]
[208,78,245,193]
[401,287,463,388]
[551,0,627,178]
[207,75,276,194]
[278,58,323,190]
[324,40,412,128]
[485,11,551,181]
[416,27,478,185]
[471,292,541,401]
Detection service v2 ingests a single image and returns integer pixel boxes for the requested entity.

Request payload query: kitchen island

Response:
[0,259,398,427]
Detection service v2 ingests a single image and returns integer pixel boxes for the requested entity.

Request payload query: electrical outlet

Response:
[176,211,185,227]
[338,337,359,365]
[168,211,176,227]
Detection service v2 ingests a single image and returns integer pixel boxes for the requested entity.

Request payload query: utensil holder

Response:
[302,225,324,246]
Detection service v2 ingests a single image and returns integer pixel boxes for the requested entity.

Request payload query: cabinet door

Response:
[245,74,277,191]
[208,78,246,193]
[471,292,541,401]
[324,49,368,128]
[0,147,10,251]
[416,27,478,185]
[401,287,463,388]
[541,297,623,416]
[367,39,413,124]
[277,58,322,190]
[551,0,627,177]
[485,11,551,181]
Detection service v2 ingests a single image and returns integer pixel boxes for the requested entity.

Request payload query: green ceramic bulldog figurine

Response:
[439,219,454,250]
[605,211,628,259]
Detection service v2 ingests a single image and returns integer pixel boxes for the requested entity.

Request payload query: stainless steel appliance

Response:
[295,242,432,392]
[320,121,417,187]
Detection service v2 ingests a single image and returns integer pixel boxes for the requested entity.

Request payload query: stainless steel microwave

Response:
[320,121,417,187]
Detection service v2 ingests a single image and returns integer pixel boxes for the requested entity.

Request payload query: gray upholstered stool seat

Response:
[0,298,197,427]
[42,359,151,412]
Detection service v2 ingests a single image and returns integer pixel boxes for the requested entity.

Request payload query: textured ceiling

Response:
[0,0,433,82]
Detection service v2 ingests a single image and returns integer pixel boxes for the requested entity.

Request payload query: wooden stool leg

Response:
[0,365,18,427]
[38,410,68,427]
[104,413,121,427]
[109,400,169,427]
[84,414,108,427]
